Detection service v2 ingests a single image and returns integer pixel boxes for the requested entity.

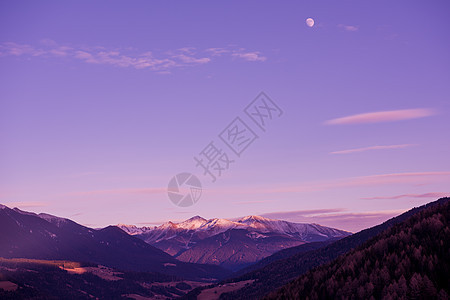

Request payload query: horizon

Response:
[0,200,426,233]
[1,1,450,233]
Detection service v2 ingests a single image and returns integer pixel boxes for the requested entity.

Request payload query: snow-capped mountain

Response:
[0,204,230,280]
[118,215,351,270]
[117,223,154,235]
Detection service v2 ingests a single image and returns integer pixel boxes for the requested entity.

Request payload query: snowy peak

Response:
[117,224,153,235]
[187,215,207,222]
[237,215,273,224]
[124,215,351,246]
[122,214,351,270]
[177,216,208,230]
[38,213,69,227]
[202,218,237,229]
[160,221,177,229]
[239,215,271,221]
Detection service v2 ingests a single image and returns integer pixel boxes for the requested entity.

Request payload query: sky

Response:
[1,1,449,232]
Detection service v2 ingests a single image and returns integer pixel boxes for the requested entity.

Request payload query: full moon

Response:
[306,18,314,27]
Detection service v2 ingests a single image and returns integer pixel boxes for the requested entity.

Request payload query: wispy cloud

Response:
[260,208,404,232]
[233,200,276,205]
[260,208,345,219]
[0,41,266,73]
[274,171,450,193]
[205,47,267,61]
[0,42,46,56]
[211,171,450,195]
[331,144,416,154]
[325,108,436,125]
[338,24,359,32]
[361,192,449,200]
[172,54,210,64]
[67,171,104,178]
[1,201,48,209]
[232,51,267,62]
[205,47,230,56]
[65,187,166,197]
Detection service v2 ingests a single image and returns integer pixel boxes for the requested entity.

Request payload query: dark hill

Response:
[217,197,449,299]
[267,197,450,299]
[0,205,230,281]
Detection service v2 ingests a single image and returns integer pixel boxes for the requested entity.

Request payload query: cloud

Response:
[233,200,276,205]
[325,108,436,125]
[65,187,166,197]
[211,171,450,195]
[288,171,450,193]
[260,208,404,232]
[232,51,267,62]
[74,50,176,70]
[361,192,449,200]
[69,212,83,217]
[0,42,45,56]
[172,54,211,64]
[259,208,345,219]
[338,24,359,32]
[49,46,72,57]
[205,47,230,56]
[331,144,416,154]
[67,171,104,178]
[1,201,48,209]
[205,47,267,61]
[0,41,266,72]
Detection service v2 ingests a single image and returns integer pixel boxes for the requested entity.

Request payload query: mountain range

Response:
[2,198,448,299]
[0,204,228,281]
[118,215,350,270]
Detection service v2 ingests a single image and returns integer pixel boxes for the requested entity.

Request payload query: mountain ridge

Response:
[118,215,350,271]
[266,197,450,299]
[0,203,231,281]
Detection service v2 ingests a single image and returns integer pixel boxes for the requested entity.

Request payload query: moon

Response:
[306,18,314,27]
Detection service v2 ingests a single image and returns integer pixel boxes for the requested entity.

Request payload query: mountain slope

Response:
[215,197,450,299]
[0,205,230,281]
[267,197,450,299]
[120,215,350,270]
[229,239,338,280]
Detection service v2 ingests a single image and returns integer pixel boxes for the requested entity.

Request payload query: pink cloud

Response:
[49,46,72,57]
[205,47,230,56]
[210,171,450,195]
[1,201,48,209]
[325,108,436,125]
[173,54,211,64]
[65,187,166,197]
[338,24,359,32]
[232,51,267,62]
[74,51,98,63]
[0,41,266,72]
[259,208,345,219]
[233,200,276,205]
[260,208,404,232]
[0,42,45,56]
[331,144,416,154]
[361,192,449,200]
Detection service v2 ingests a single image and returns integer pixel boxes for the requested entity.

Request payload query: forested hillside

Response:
[267,198,450,299]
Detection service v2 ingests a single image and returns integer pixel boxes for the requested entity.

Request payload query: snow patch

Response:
[39,213,68,227]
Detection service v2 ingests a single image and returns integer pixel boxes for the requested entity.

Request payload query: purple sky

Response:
[1,1,449,232]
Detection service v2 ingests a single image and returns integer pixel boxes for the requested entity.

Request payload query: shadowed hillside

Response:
[267,198,450,299]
